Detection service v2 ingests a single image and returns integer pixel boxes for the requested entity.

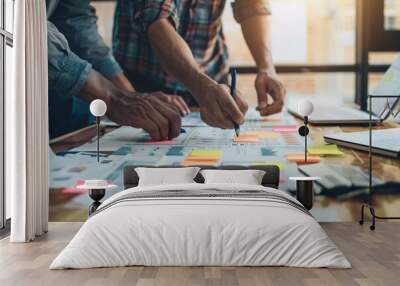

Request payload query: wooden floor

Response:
[0,222,399,286]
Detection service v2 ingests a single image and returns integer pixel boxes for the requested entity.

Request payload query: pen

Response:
[230,69,240,137]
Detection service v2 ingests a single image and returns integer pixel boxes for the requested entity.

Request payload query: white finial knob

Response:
[297,100,314,117]
[90,99,107,117]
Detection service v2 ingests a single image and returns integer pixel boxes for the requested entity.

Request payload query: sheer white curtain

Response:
[7,0,49,242]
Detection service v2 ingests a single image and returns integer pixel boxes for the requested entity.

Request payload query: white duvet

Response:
[50,183,351,269]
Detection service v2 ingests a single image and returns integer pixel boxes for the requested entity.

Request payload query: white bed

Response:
[50,183,351,269]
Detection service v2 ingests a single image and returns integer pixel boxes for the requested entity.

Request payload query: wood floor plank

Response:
[0,222,399,286]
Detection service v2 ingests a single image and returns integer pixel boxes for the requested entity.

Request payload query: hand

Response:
[106,91,182,141]
[193,81,248,129]
[255,72,286,116]
[150,92,191,116]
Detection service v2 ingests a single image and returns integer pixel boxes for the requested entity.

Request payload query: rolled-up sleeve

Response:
[133,0,179,32]
[49,0,122,77]
[232,0,272,23]
[48,21,92,102]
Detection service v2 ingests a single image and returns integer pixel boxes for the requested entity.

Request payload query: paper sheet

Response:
[51,109,311,189]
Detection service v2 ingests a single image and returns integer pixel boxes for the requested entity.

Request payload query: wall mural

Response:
[48,0,400,223]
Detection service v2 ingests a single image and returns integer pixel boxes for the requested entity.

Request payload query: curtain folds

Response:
[9,0,49,242]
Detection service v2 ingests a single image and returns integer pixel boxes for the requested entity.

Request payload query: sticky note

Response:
[241,131,278,139]
[308,144,344,156]
[233,134,259,143]
[181,159,219,166]
[166,146,184,156]
[190,149,223,158]
[287,152,321,164]
[185,156,221,161]
[144,140,175,145]
[272,125,298,133]
[261,148,276,156]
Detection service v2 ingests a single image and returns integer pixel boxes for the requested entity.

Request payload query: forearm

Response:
[108,73,135,92]
[241,15,276,75]
[147,19,214,100]
[79,69,122,106]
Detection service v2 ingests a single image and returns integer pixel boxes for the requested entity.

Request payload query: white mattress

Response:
[50,183,350,269]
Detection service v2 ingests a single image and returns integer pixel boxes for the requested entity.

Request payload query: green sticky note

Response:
[261,147,276,156]
[166,146,184,156]
[191,149,223,158]
[308,144,344,156]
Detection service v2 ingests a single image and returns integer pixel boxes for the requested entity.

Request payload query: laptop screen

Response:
[370,56,400,119]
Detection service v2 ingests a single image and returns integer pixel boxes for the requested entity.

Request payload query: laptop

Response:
[324,128,400,158]
[288,56,400,125]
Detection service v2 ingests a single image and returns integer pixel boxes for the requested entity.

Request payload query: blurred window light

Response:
[223,0,356,65]
[384,0,400,31]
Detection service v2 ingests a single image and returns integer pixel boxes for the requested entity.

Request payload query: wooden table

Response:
[49,110,400,222]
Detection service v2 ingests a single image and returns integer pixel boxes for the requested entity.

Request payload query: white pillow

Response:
[200,169,266,185]
[135,167,200,186]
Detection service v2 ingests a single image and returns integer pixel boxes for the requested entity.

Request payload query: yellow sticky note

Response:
[308,144,344,156]
[190,149,223,158]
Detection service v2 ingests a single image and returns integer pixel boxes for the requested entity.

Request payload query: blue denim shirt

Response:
[47,0,122,138]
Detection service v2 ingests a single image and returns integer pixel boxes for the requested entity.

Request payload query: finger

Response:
[220,85,245,125]
[142,99,171,140]
[175,96,191,115]
[258,84,284,116]
[234,93,249,115]
[255,80,268,109]
[259,101,284,116]
[171,96,187,116]
[200,108,232,129]
[148,97,182,139]
[222,97,245,125]
[134,114,162,141]
[220,110,236,129]
[159,103,182,139]
[152,92,171,103]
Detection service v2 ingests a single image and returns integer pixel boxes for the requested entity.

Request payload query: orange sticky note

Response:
[287,152,321,164]
[185,156,221,161]
[241,131,278,139]
[233,134,259,143]
[181,159,219,166]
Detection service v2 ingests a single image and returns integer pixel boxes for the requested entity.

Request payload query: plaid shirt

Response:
[113,0,271,94]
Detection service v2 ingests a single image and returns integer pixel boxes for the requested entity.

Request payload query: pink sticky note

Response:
[61,187,87,194]
[272,125,298,133]
[144,140,175,145]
